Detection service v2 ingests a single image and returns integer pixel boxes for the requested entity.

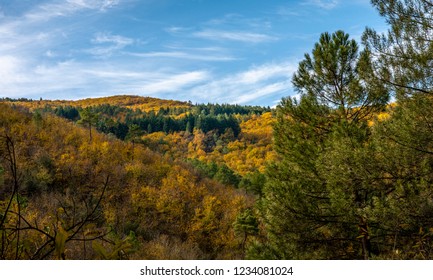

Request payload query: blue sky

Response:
[0,0,386,106]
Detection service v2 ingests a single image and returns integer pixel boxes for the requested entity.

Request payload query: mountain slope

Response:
[0,102,250,259]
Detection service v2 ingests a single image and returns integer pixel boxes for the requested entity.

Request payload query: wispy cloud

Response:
[87,33,134,57]
[205,13,272,30]
[0,0,129,98]
[167,13,276,44]
[193,29,277,43]
[0,58,87,97]
[0,55,211,100]
[68,0,120,11]
[276,6,302,17]
[165,26,192,34]
[127,51,236,62]
[24,0,119,23]
[141,71,210,95]
[302,0,339,10]
[233,82,291,104]
[0,56,26,88]
[237,63,295,84]
[2,60,295,104]
[188,62,296,105]
[92,33,133,45]
[0,0,123,56]
[0,0,334,105]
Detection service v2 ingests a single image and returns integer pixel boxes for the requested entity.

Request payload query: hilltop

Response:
[3,95,191,112]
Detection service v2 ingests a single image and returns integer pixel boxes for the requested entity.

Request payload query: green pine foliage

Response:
[363,0,433,98]
[250,2,433,260]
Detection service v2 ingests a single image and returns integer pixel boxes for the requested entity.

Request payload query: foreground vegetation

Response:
[248,0,433,259]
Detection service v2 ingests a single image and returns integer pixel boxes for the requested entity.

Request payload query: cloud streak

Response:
[141,71,210,95]
[0,56,212,100]
[127,51,236,62]
[26,0,120,22]
[87,33,135,57]
[303,0,339,10]
[193,29,277,43]
[188,62,296,105]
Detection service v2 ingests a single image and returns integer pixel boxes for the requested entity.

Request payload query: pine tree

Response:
[234,208,259,250]
[293,30,388,123]
[126,124,141,160]
[365,95,433,258]
[362,0,433,98]
[360,1,433,258]
[78,107,99,141]
[185,121,192,134]
[250,31,388,259]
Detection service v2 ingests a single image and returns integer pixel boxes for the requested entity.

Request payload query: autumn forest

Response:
[2,0,433,260]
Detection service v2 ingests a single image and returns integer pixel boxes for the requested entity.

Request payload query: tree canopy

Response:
[249,1,433,260]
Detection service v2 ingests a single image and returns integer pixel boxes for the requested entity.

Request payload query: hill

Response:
[5,95,274,192]
[0,101,254,259]
[3,95,191,113]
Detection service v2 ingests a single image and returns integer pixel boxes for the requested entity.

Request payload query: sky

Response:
[0,0,387,107]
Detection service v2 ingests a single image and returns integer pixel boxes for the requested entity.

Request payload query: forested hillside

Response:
[4,96,274,193]
[0,102,256,259]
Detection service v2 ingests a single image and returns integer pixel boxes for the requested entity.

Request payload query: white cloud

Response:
[0,1,293,105]
[193,29,277,43]
[303,0,339,10]
[0,58,77,97]
[237,63,296,84]
[45,50,56,58]
[25,0,120,22]
[165,26,192,34]
[276,6,301,17]
[87,33,134,57]
[232,81,291,104]
[127,51,236,61]
[168,14,275,44]
[141,71,210,94]
[92,33,133,45]
[0,0,123,55]
[0,54,211,100]
[67,0,120,11]
[0,56,26,87]
[0,51,295,105]
[188,62,296,105]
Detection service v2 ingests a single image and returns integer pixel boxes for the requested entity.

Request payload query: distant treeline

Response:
[1,97,38,102]
[40,103,271,140]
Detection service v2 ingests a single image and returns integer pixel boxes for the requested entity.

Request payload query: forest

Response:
[2,0,433,260]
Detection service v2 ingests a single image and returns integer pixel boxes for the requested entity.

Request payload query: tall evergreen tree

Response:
[362,0,433,98]
[126,124,142,160]
[360,1,433,258]
[250,31,388,259]
[77,107,99,141]
[293,30,388,123]
[365,95,433,259]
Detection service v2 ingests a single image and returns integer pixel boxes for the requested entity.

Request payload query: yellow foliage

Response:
[6,95,191,113]
[0,101,252,259]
